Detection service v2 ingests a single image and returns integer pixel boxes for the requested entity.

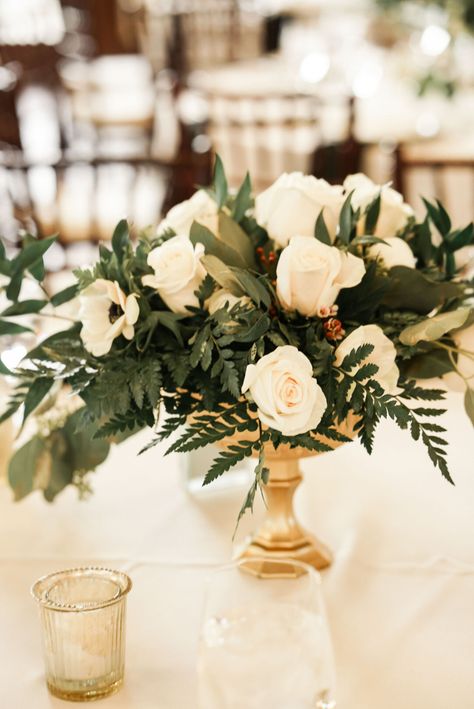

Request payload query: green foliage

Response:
[232,172,252,223]
[314,211,331,245]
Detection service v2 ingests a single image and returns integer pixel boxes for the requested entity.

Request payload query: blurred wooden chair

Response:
[396,140,474,225]
[0,149,211,247]
[135,0,264,75]
[205,90,361,191]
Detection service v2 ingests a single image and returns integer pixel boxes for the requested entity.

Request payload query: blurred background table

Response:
[1,391,473,708]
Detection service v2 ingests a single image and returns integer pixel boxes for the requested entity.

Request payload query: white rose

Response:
[242,345,327,435]
[207,289,251,315]
[344,173,414,238]
[334,324,400,394]
[443,322,474,392]
[143,234,206,314]
[79,279,139,357]
[367,236,417,269]
[276,236,365,317]
[255,172,345,248]
[158,190,218,237]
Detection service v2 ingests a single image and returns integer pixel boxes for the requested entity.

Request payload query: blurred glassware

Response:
[197,559,336,709]
[32,567,132,702]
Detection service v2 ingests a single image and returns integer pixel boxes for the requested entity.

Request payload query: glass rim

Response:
[209,557,322,582]
[31,567,132,613]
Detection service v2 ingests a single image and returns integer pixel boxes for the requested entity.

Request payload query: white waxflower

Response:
[255,172,345,248]
[158,190,219,237]
[79,279,139,357]
[242,345,327,436]
[334,324,400,395]
[344,173,414,238]
[276,236,365,317]
[143,234,206,314]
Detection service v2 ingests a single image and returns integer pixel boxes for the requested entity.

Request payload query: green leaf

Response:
[423,198,451,236]
[447,223,474,252]
[13,235,56,273]
[213,154,228,209]
[464,388,474,427]
[190,222,246,268]
[314,210,331,245]
[50,284,79,307]
[399,308,471,346]
[383,266,463,314]
[0,319,33,336]
[0,359,12,375]
[111,219,130,262]
[364,192,381,235]
[156,311,184,346]
[23,377,55,423]
[0,299,47,316]
[340,343,375,371]
[338,191,354,245]
[402,348,453,379]
[218,212,256,267]
[8,436,47,500]
[232,172,252,223]
[413,217,434,265]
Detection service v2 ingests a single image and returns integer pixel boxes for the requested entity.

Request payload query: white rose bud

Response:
[158,190,218,237]
[207,288,251,315]
[79,279,139,357]
[443,322,474,392]
[242,345,327,435]
[334,324,400,395]
[344,173,414,238]
[276,236,365,317]
[255,172,345,248]
[143,234,206,314]
[367,236,417,269]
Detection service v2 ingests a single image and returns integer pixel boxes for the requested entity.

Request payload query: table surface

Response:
[1,391,473,708]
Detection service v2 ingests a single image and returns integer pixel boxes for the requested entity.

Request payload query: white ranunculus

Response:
[143,234,206,314]
[158,190,218,237]
[242,345,327,435]
[79,279,139,357]
[443,323,474,392]
[367,236,417,269]
[334,324,400,394]
[207,289,251,315]
[344,173,414,238]
[276,236,365,317]
[255,172,345,248]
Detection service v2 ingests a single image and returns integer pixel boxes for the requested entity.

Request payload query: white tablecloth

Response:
[1,391,473,708]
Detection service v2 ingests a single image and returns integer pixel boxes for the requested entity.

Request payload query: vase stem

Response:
[237,458,333,578]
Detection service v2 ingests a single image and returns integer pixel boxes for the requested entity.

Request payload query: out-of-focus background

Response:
[1,0,474,280]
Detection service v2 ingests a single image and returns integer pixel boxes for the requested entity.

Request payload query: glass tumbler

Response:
[32,567,132,701]
[197,558,336,709]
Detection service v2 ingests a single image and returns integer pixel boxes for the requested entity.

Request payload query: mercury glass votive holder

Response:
[32,567,132,702]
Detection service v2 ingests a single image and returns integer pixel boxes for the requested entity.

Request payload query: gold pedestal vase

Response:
[222,416,356,579]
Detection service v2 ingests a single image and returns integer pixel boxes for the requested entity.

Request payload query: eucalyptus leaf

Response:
[218,212,256,267]
[401,348,453,379]
[50,284,79,307]
[400,308,471,346]
[8,436,47,501]
[201,255,244,296]
[464,388,474,427]
[190,222,246,268]
[0,319,33,336]
[383,266,463,314]
[1,299,47,317]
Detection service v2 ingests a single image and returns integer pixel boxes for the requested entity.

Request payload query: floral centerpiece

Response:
[0,159,473,528]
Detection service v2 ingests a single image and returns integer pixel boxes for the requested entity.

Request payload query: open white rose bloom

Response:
[0,159,473,522]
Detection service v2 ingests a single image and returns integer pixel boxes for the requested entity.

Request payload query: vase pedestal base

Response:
[235,458,333,578]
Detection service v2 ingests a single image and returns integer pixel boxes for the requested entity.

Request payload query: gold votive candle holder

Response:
[32,567,132,702]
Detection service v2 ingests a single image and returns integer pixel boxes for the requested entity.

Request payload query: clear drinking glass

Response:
[32,567,132,702]
[197,558,336,709]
